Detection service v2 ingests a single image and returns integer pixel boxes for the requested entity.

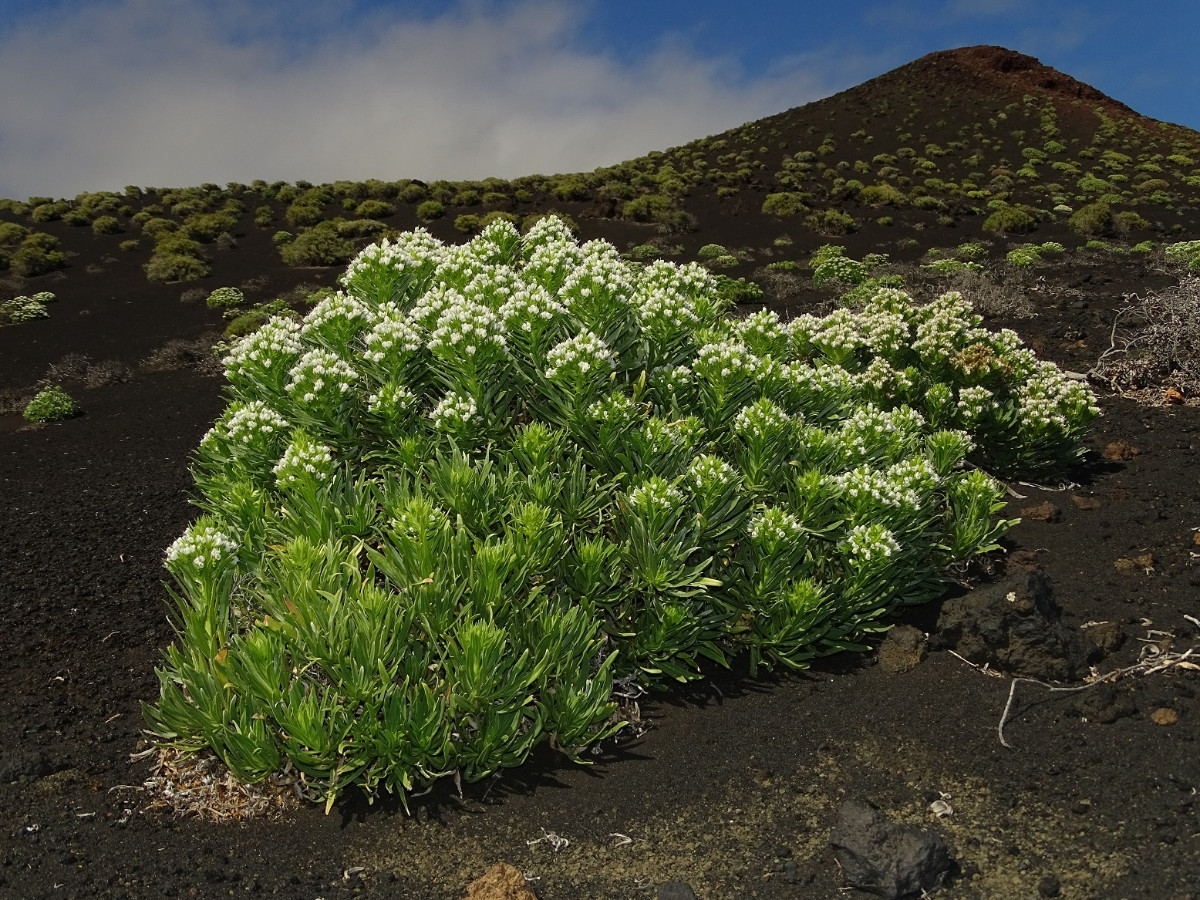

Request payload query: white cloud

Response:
[0,0,846,199]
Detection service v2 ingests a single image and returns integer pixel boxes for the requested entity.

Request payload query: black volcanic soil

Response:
[4,49,1200,899]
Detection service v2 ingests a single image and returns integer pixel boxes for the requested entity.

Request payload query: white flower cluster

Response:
[956,385,994,423]
[499,284,566,336]
[340,229,446,290]
[222,318,303,378]
[811,309,865,358]
[733,398,792,441]
[857,305,911,360]
[545,329,615,381]
[687,454,738,494]
[522,215,578,254]
[781,361,853,398]
[642,415,703,460]
[523,240,582,289]
[273,432,334,487]
[433,244,494,292]
[845,523,901,562]
[886,456,940,502]
[165,521,239,570]
[651,364,695,399]
[784,313,823,358]
[559,243,637,313]
[210,400,290,448]
[626,477,685,517]
[428,299,506,359]
[429,391,478,429]
[693,340,761,383]
[747,506,804,548]
[833,465,905,509]
[364,310,423,366]
[1017,363,1099,431]
[300,291,375,344]
[285,349,357,405]
[636,286,700,336]
[812,255,867,285]
[854,357,913,395]
[735,309,786,355]
[469,219,522,265]
[587,391,638,426]
[911,292,988,364]
[406,285,464,332]
[639,260,716,300]
[837,404,926,460]
[463,265,522,310]
[367,383,418,416]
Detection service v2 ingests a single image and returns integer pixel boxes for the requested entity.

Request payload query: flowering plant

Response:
[146,218,1094,810]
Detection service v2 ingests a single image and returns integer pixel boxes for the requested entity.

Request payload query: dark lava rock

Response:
[0,749,56,784]
[877,625,929,673]
[656,882,698,900]
[935,570,1095,680]
[1072,682,1136,723]
[830,799,954,899]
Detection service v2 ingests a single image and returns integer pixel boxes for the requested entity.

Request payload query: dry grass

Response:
[135,747,302,822]
[140,333,224,376]
[1091,274,1200,401]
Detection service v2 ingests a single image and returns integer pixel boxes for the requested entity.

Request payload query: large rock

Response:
[830,800,954,898]
[934,570,1095,680]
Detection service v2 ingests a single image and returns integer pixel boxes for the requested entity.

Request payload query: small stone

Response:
[1192,532,1200,548]
[1037,873,1062,897]
[1020,501,1061,523]
[1081,621,1124,654]
[1102,440,1140,461]
[656,882,698,900]
[877,625,928,674]
[1114,552,1154,574]
[1164,387,1185,405]
[1070,494,1101,510]
[460,863,538,900]
[1151,708,1179,726]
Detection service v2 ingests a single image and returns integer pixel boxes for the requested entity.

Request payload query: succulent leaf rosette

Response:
[147,217,1098,810]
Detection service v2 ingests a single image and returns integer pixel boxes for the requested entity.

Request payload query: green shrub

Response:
[143,219,1098,812]
[761,193,807,217]
[207,287,245,309]
[860,183,907,206]
[273,231,294,245]
[286,202,324,228]
[30,202,69,223]
[454,214,484,235]
[184,212,238,242]
[278,222,355,267]
[0,222,30,245]
[1115,210,1151,231]
[92,215,123,235]
[354,200,394,220]
[805,209,858,235]
[696,244,729,260]
[118,239,140,252]
[144,252,211,283]
[1067,202,1114,236]
[416,200,446,221]
[9,238,66,277]
[767,260,799,271]
[224,308,273,338]
[23,385,79,422]
[254,205,274,227]
[982,207,1036,234]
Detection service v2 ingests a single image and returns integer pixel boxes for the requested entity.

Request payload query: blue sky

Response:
[0,0,1197,200]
